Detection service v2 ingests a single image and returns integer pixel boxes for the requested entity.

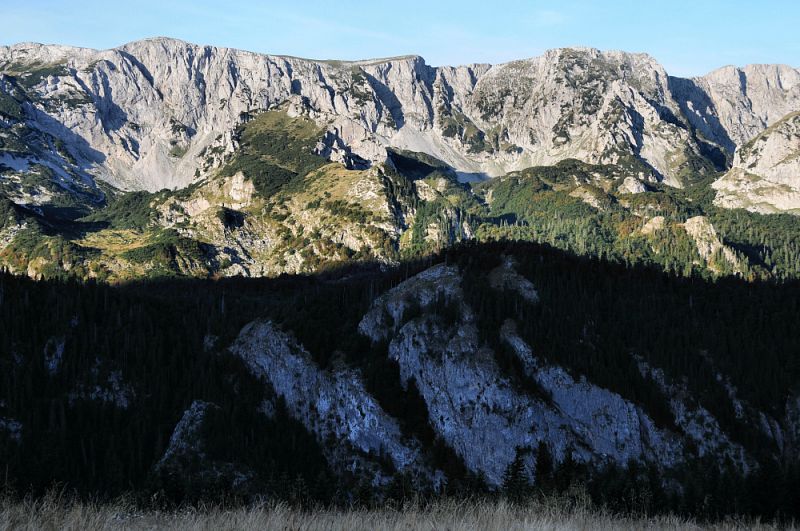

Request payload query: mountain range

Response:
[3,38,800,192]
[1,37,799,281]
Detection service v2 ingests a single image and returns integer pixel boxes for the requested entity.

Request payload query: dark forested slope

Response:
[1,241,799,518]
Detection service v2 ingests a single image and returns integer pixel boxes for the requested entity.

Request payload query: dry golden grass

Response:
[293,162,391,220]
[0,493,791,531]
[76,229,153,254]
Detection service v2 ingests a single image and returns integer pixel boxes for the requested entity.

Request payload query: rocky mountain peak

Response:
[691,63,800,148]
[713,110,800,213]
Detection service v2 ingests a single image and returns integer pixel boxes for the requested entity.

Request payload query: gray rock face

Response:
[356,263,754,484]
[0,38,479,191]
[230,320,440,488]
[2,38,798,196]
[713,111,800,213]
[689,65,800,150]
[154,400,255,494]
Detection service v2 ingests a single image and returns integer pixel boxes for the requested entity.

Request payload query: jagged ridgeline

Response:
[0,242,799,517]
[2,39,800,281]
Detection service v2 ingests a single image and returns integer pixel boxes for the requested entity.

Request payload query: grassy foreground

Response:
[0,496,791,531]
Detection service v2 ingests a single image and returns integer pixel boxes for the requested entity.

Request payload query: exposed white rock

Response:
[500,322,684,469]
[387,311,567,485]
[360,264,686,486]
[689,65,800,150]
[636,358,750,471]
[713,112,800,213]
[229,319,438,486]
[569,186,605,209]
[358,263,462,343]
[618,176,647,194]
[683,216,742,273]
[43,335,65,375]
[464,49,701,185]
[68,360,135,409]
[689,351,789,455]
[488,256,539,303]
[640,216,666,235]
[157,400,216,467]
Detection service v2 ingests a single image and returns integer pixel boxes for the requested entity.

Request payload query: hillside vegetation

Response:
[3,110,800,282]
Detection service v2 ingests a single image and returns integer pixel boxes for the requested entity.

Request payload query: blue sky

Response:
[1,0,798,76]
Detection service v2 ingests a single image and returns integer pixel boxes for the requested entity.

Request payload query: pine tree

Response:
[502,447,530,502]
[534,441,553,490]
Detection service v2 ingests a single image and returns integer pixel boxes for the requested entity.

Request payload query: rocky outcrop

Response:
[353,260,783,485]
[43,335,65,375]
[488,256,539,303]
[618,176,647,194]
[154,400,255,494]
[67,359,135,409]
[358,263,464,342]
[682,216,743,274]
[500,322,683,469]
[636,359,750,471]
[229,319,440,487]
[357,264,729,486]
[639,215,666,235]
[0,416,22,443]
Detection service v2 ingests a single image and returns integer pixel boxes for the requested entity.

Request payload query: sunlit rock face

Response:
[3,38,798,195]
[713,112,800,213]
